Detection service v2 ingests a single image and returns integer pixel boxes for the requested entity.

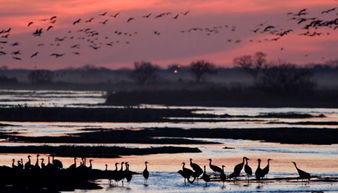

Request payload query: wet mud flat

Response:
[105,89,338,108]
[0,145,201,158]
[6,127,338,145]
[0,107,324,122]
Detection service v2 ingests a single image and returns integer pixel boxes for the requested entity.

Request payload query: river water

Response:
[0,89,337,192]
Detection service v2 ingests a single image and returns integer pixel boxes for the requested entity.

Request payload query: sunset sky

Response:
[0,0,338,69]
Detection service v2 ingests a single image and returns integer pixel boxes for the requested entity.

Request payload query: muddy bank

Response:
[7,127,338,145]
[105,89,338,108]
[0,107,198,122]
[0,145,201,158]
[0,107,323,122]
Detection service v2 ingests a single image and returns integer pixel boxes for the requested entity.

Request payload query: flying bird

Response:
[127,17,134,22]
[30,52,39,58]
[111,13,120,18]
[73,19,81,25]
[182,11,190,15]
[143,13,152,18]
[99,11,108,16]
[50,53,64,58]
[47,26,53,31]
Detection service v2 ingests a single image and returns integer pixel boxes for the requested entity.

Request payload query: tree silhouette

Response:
[28,70,54,84]
[132,61,159,84]
[256,63,315,95]
[233,52,267,79]
[189,60,216,83]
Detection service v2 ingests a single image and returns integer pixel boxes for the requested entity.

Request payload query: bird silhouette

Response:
[40,158,45,169]
[189,158,203,178]
[33,154,40,170]
[255,159,264,180]
[99,11,108,16]
[292,162,311,180]
[46,26,53,31]
[24,155,32,170]
[200,165,210,186]
[31,52,39,58]
[124,162,133,183]
[68,157,77,170]
[50,16,57,20]
[27,22,34,27]
[220,165,226,185]
[33,28,43,36]
[182,11,190,15]
[142,13,152,18]
[229,157,246,179]
[111,13,120,18]
[73,19,81,25]
[143,161,149,184]
[173,14,179,19]
[261,158,271,178]
[177,162,195,184]
[127,17,134,22]
[244,157,252,178]
[52,155,63,169]
[208,159,223,173]
[50,53,64,58]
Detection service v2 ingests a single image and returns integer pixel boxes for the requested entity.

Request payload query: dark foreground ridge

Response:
[105,89,338,108]
[0,107,323,122]
[6,127,338,145]
[0,145,201,158]
[0,107,199,122]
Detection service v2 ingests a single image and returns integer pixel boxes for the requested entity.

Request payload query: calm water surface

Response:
[0,90,337,192]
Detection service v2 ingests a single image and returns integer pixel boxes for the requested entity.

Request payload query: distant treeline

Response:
[0,52,338,90]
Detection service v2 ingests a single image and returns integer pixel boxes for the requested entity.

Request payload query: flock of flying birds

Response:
[0,6,338,63]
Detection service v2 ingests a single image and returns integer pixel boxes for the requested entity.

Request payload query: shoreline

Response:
[5,127,338,145]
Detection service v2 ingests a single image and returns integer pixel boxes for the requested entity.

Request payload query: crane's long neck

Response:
[145,163,148,170]
[47,156,50,164]
[293,162,298,170]
[258,160,261,168]
[35,156,39,165]
[115,163,118,171]
[12,159,15,166]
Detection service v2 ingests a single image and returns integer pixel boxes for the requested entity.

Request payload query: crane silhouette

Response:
[68,157,77,170]
[255,159,264,180]
[220,165,226,186]
[177,162,195,184]
[189,158,203,178]
[52,155,63,169]
[229,157,247,179]
[292,162,311,180]
[143,161,149,184]
[24,155,32,170]
[208,159,222,173]
[200,165,210,186]
[262,159,271,178]
[244,158,252,179]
